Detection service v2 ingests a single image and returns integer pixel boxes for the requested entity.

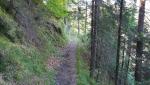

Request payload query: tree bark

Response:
[90,0,96,78]
[120,38,126,85]
[115,0,124,85]
[124,37,132,85]
[85,1,88,34]
[135,0,146,84]
[90,0,101,79]
[77,6,80,35]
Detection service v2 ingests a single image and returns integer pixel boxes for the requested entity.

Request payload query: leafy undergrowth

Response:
[0,28,67,85]
[46,0,68,18]
[0,7,22,42]
[0,36,57,84]
[76,43,96,85]
[0,0,68,84]
[0,4,68,84]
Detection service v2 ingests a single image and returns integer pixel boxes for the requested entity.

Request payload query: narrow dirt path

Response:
[56,41,77,85]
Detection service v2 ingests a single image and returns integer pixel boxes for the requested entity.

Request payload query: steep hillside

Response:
[0,0,66,84]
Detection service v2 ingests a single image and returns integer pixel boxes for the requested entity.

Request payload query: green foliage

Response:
[94,5,117,84]
[32,0,43,4]
[0,36,56,84]
[46,0,68,18]
[0,21,68,83]
[0,7,22,42]
[0,19,68,84]
[0,0,8,9]
[77,44,96,85]
[0,0,68,84]
[37,26,67,53]
[127,72,135,85]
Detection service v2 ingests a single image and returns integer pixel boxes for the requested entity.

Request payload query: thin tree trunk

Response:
[77,6,80,35]
[90,0,96,78]
[135,0,146,84]
[78,17,80,34]
[85,1,88,34]
[120,38,126,85]
[115,0,124,85]
[121,38,126,70]
[90,0,101,78]
[124,37,132,85]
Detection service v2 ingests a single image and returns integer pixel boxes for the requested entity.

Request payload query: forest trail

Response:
[56,40,77,85]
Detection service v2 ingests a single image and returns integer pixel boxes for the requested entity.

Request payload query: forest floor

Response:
[56,40,77,85]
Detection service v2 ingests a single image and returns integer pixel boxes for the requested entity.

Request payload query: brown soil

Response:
[56,41,77,85]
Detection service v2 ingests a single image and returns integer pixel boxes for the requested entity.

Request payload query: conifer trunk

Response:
[115,0,124,84]
[90,0,96,78]
[135,0,146,84]
[85,1,88,34]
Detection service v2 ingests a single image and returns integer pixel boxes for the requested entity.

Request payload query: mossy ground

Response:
[0,35,60,84]
[0,10,67,85]
[0,1,68,84]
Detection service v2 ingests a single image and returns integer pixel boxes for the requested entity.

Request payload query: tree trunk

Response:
[124,36,132,85]
[85,1,88,34]
[90,0,96,78]
[78,16,80,34]
[120,38,126,85]
[90,0,101,79]
[135,0,146,84]
[115,0,124,85]
[77,6,80,35]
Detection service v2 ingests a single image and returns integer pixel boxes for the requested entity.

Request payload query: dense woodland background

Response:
[0,0,150,85]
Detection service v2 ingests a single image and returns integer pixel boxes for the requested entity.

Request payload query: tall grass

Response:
[0,35,57,84]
